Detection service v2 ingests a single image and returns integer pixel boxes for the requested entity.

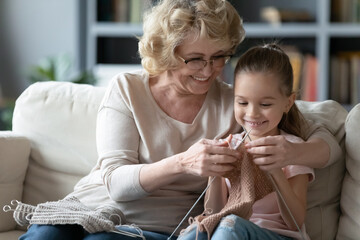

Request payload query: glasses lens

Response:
[187,60,206,70]
[213,56,230,67]
[185,56,231,70]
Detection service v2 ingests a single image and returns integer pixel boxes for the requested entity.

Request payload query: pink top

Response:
[227,131,315,240]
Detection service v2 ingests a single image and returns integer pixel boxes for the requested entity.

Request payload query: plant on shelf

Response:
[0,54,98,130]
[28,53,97,84]
[0,101,15,131]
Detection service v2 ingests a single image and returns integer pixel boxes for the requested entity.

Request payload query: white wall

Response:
[0,0,80,99]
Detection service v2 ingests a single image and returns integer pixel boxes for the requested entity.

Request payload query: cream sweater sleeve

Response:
[96,107,148,201]
[96,76,148,202]
[297,100,348,167]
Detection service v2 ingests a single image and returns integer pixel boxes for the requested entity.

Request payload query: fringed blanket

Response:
[3,196,125,233]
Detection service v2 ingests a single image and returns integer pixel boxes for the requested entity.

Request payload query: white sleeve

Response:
[96,80,148,202]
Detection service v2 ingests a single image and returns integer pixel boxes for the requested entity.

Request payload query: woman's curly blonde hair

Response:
[138,0,245,76]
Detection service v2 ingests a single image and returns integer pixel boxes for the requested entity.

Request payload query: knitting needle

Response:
[167,176,217,240]
[242,126,306,240]
[235,128,252,150]
[267,174,306,240]
[241,126,252,142]
[111,229,146,239]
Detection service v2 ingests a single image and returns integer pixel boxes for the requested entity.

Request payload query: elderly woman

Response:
[19,0,339,240]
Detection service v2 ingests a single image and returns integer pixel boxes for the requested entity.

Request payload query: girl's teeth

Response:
[247,121,263,126]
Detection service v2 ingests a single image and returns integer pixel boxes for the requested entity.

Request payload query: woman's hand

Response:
[139,138,241,193]
[178,138,241,177]
[245,135,296,171]
[245,135,330,170]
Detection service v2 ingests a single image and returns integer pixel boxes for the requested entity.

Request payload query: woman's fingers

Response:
[245,135,277,148]
[199,138,241,160]
[246,145,275,156]
[201,161,236,177]
[191,151,237,170]
[181,138,241,177]
[244,135,292,170]
[200,138,229,148]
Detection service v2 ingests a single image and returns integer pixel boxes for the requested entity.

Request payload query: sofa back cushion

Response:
[337,103,360,239]
[296,100,347,240]
[12,81,106,205]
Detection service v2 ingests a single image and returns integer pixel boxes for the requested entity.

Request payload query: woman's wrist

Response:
[139,155,184,193]
[174,152,193,174]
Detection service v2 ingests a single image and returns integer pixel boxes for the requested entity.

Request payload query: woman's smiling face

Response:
[233,71,294,140]
[171,32,229,95]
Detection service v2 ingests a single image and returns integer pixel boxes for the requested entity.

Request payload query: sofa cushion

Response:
[0,132,30,231]
[296,100,347,240]
[0,230,25,240]
[337,103,360,239]
[12,82,106,205]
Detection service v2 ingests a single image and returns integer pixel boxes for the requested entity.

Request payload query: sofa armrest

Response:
[296,100,347,240]
[337,103,360,239]
[0,131,30,232]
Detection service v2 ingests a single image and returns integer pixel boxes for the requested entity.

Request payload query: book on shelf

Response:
[284,46,303,94]
[330,56,341,102]
[260,7,314,24]
[331,52,360,105]
[113,0,129,22]
[283,47,318,101]
[130,0,142,23]
[350,55,360,105]
[301,54,318,102]
[112,0,152,23]
[331,0,360,22]
[339,57,350,103]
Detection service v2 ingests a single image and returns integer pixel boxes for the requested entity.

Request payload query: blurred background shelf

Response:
[0,0,359,130]
[85,0,360,106]
[2,0,357,105]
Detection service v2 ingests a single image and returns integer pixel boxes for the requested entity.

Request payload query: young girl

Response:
[178,43,314,240]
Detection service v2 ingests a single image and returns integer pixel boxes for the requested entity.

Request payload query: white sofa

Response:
[0,81,359,240]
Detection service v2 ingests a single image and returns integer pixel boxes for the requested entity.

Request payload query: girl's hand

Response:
[245,135,297,171]
[178,138,241,177]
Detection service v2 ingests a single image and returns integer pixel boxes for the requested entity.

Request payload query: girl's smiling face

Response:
[234,71,295,140]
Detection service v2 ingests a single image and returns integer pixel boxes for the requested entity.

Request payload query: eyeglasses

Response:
[178,55,232,70]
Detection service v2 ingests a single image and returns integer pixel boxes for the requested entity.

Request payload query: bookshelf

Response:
[86,0,360,106]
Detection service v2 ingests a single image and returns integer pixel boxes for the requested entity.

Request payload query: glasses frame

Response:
[178,55,232,70]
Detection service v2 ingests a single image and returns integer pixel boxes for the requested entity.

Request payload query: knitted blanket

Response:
[4,196,125,234]
[193,134,274,238]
